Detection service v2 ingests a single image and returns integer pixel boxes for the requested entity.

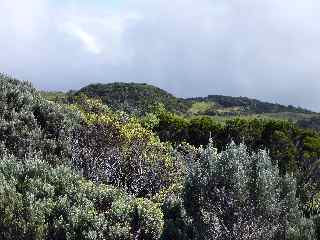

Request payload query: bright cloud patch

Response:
[66,24,102,55]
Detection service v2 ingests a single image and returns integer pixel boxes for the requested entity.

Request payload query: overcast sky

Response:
[1,0,320,111]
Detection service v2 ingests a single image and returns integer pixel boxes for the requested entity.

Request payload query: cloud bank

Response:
[0,0,320,110]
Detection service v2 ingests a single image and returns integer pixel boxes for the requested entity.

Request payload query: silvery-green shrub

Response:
[184,141,315,240]
[0,153,163,240]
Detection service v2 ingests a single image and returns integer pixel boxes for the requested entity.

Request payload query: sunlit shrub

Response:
[70,97,183,197]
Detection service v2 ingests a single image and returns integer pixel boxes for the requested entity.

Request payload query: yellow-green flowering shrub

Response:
[70,96,183,197]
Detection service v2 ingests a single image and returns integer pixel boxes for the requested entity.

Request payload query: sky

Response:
[1,0,320,111]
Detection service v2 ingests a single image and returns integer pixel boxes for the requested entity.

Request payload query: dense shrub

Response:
[153,112,320,202]
[298,116,320,131]
[70,97,183,197]
[160,194,193,240]
[183,141,315,240]
[306,192,320,239]
[0,74,80,164]
[0,152,164,240]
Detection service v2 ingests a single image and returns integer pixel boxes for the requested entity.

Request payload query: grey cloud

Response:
[0,0,320,110]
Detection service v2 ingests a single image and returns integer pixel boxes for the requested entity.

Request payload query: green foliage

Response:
[2,74,320,239]
[40,91,71,104]
[187,95,313,115]
[188,101,216,115]
[74,82,190,115]
[153,112,320,203]
[298,116,320,131]
[69,81,317,120]
[160,194,193,240]
[70,97,183,197]
[183,141,315,240]
[0,73,80,164]
[0,153,163,240]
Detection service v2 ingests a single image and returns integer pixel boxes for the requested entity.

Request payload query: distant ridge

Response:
[72,82,315,116]
[185,95,314,115]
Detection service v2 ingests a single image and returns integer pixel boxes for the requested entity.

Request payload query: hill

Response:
[186,95,314,115]
[65,82,319,124]
[74,82,190,114]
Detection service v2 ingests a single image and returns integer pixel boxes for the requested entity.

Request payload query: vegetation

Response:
[43,82,320,124]
[183,142,314,239]
[74,83,190,115]
[0,154,163,240]
[0,74,80,164]
[298,116,320,131]
[69,96,182,197]
[151,111,320,203]
[1,73,320,239]
[186,95,313,115]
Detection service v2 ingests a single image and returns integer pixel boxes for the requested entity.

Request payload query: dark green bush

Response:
[160,194,193,240]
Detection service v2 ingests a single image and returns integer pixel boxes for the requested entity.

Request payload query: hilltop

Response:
[74,82,190,114]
